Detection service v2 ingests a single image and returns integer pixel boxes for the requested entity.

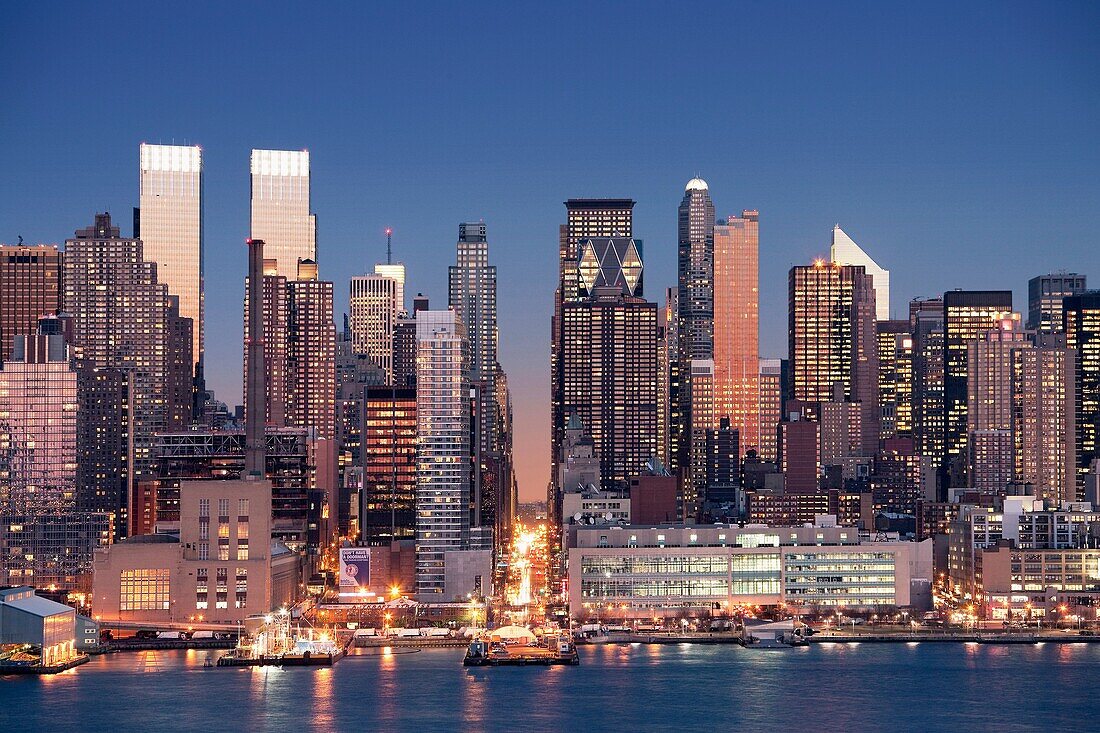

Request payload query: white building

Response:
[831,225,890,320]
[250,149,316,277]
[0,586,78,667]
[349,274,398,382]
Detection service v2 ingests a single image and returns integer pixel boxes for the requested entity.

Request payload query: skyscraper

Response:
[1015,344,1076,504]
[65,212,170,531]
[758,358,783,463]
[942,290,1014,487]
[415,310,470,597]
[877,319,913,440]
[0,243,63,363]
[551,199,635,498]
[349,274,397,382]
[713,210,760,454]
[1028,273,1086,333]
[250,149,316,278]
[138,143,203,372]
[561,289,659,490]
[374,263,407,315]
[831,225,890,320]
[789,261,879,454]
[677,179,716,363]
[910,297,945,488]
[1064,293,1100,493]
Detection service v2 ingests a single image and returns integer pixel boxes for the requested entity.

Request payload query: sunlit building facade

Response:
[249,149,316,278]
[349,274,397,383]
[138,143,203,371]
[830,225,890,320]
[713,211,760,454]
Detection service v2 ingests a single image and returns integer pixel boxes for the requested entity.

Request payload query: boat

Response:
[742,620,810,649]
[217,609,343,667]
[463,631,580,667]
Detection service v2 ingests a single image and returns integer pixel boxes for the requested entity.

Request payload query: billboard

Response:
[339,547,371,591]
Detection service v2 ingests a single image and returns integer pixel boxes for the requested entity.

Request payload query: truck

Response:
[157,631,186,640]
[423,627,451,638]
[353,628,377,639]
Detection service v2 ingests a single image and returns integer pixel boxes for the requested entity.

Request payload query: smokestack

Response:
[245,239,266,477]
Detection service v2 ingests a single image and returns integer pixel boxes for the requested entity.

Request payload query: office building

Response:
[1028,273,1086,334]
[830,225,890,320]
[137,143,203,372]
[415,311,471,597]
[713,211,760,454]
[561,289,659,491]
[374,262,407,315]
[758,359,782,463]
[551,199,635,504]
[789,261,879,454]
[1064,293,1100,494]
[943,290,1014,487]
[250,149,316,278]
[567,522,932,618]
[877,319,913,440]
[349,274,397,383]
[0,243,62,364]
[360,386,417,544]
[911,298,946,486]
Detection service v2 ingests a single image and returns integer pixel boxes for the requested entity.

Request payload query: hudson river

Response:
[6,643,1098,731]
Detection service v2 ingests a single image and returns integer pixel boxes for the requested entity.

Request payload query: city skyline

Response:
[3,3,1099,501]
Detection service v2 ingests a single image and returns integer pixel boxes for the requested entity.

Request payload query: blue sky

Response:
[2,1,1098,499]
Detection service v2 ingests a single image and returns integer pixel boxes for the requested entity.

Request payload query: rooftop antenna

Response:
[385,227,393,265]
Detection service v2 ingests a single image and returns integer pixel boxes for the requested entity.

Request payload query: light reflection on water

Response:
[5,644,1100,732]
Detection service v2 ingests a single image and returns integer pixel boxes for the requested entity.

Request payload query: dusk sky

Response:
[2,1,1098,501]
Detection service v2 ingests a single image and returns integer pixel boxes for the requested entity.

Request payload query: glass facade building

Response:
[249,149,316,278]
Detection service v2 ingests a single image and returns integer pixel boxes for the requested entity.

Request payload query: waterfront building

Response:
[943,290,1014,487]
[789,261,879,454]
[567,522,931,618]
[65,213,173,536]
[0,586,79,667]
[561,289,659,491]
[415,310,471,598]
[830,225,890,320]
[360,386,417,544]
[349,274,397,382]
[713,211,760,455]
[1028,272,1086,334]
[1064,293,1100,495]
[92,479,301,624]
[0,243,62,364]
[137,143,203,372]
[0,512,111,591]
[250,149,316,278]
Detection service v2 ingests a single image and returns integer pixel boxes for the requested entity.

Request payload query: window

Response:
[198,542,209,561]
[199,499,210,518]
[120,569,170,611]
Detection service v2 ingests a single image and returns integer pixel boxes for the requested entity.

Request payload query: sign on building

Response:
[339,547,371,591]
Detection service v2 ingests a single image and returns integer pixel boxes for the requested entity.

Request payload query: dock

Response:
[809,632,1100,644]
[0,654,89,675]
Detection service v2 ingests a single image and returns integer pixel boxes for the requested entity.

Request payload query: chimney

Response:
[245,239,266,477]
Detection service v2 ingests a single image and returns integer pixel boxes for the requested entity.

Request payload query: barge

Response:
[463,634,579,667]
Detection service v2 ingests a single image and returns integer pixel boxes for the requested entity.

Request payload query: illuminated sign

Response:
[339,548,371,591]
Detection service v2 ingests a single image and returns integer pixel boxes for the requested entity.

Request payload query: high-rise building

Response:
[374,263,406,315]
[713,210,760,454]
[361,386,417,544]
[1064,293,1100,494]
[677,179,716,362]
[789,261,879,454]
[561,289,659,491]
[415,310,470,597]
[831,225,890,320]
[910,298,945,487]
[780,411,819,493]
[664,288,683,469]
[942,290,1014,487]
[137,143,203,372]
[550,199,635,500]
[349,274,397,382]
[758,358,783,463]
[1028,273,1086,333]
[0,243,63,364]
[65,213,170,532]
[966,317,1027,492]
[75,366,131,539]
[1015,344,1076,504]
[686,359,715,513]
[0,317,78,514]
[245,259,336,442]
[250,149,316,278]
[166,296,194,432]
[877,320,913,440]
